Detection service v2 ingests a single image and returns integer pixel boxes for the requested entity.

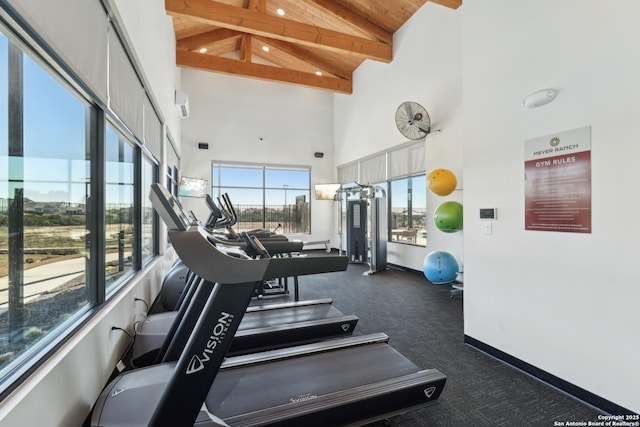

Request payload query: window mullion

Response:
[134,146,142,271]
[88,108,106,304]
[407,178,413,229]
[7,41,25,342]
[152,163,159,256]
[262,167,266,229]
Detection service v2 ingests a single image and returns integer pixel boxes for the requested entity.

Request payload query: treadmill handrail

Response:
[221,193,237,225]
[169,226,347,284]
[169,226,270,284]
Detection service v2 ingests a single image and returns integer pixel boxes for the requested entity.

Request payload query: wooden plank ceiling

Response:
[166,0,462,94]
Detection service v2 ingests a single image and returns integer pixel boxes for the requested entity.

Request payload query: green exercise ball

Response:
[433,201,463,233]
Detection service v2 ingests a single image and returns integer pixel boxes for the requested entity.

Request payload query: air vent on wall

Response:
[175,90,190,119]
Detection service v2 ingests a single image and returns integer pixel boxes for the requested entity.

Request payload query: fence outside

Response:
[231,203,310,234]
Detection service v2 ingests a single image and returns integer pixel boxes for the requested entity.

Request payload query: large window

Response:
[389,175,427,245]
[166,165,178,197]
[211,163,311,234]
[0,13,160,397]
[141,155,157,262]
[105,126,135,291]
[0,34,92,384]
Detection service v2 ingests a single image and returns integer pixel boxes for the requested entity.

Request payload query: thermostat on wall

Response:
[479,208,497,220]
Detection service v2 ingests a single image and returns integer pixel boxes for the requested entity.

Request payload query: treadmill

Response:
[216,192,287,240]
[90,184,446,427]
[161,232,321,304]
[204,193,298,299]
[131,288,358,365]
[131,228,358,367]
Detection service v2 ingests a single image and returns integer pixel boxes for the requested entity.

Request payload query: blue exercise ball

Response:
[423,251,459,284]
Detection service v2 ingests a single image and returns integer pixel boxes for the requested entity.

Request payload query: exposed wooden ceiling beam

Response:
[254,36,352,80]
[176,28,243,51]
[247,0,266,12]
[165,0,392,62]
[307,0,393,44]
[177,50,352,94]
[241,34,252,62]
[429,0,462,9]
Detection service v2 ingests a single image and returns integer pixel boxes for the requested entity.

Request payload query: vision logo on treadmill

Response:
[186,312,234,375]
[424,387,436,398]
[186,354,205,375]
[341,324,351,332]
[290,394,318,403]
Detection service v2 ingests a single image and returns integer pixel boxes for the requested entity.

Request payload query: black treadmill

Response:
[203,192,299,299]
[90,184,446,427]
[131,235,358,366]
[131,295,358,365]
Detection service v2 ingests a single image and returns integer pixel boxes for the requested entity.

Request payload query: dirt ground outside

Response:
[0,225,129,278]
[0,224,132,371]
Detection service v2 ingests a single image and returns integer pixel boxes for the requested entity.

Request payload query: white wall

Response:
[463,0,640,412]
[334,3,464,270]
[179,70,337,245]
[0,2,180,426]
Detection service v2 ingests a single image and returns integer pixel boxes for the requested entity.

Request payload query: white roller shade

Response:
[359,153,386,185]
[8,0,109,101]
[337,162,358,184]
[144,96,161,160]
[108,25,144,140]
[388,141,426,179]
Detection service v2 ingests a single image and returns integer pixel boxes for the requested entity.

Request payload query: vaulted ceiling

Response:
[165,0,462,94]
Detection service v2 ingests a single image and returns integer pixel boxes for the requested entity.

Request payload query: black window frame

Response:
[0,7,160,400]
[211,162,312,234]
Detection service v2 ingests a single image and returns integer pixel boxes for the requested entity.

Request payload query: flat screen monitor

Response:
[178,176,208,198]
[314,183,341,200]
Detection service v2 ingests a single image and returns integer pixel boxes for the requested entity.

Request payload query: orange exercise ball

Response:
[428,168,457,196]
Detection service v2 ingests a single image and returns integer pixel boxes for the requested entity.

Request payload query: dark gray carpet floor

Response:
[283,260,603,427]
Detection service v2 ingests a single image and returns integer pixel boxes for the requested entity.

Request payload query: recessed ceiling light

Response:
[262,46,270,52]
[199,48,207,53]
[276,8,285,16]
[315,71,323,76]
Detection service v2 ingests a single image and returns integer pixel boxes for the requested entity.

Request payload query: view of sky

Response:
[0,32,426,213]
[390,176,426,211]
[210,166,311,206]
[0,34,139,206]
[0,34,90,204]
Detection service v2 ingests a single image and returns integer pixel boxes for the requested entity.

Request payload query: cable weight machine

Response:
[336,183,387,274]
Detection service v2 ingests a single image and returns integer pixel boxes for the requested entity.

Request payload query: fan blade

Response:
[405,103,413,123]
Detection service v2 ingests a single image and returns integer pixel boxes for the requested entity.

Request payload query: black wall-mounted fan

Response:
[395,101,431,140]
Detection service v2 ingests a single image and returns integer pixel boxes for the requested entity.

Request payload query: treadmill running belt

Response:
[239,303,344,329]
[206,342,424,421]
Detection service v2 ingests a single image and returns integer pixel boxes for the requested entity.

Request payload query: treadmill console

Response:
[149,184,191,231]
